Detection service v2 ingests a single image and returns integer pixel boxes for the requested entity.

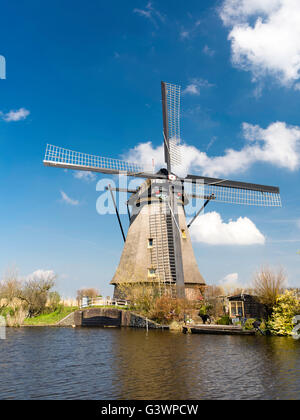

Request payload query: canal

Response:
[0,327,299,399]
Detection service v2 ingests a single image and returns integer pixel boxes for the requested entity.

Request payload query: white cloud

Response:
[220,0,281,26]
[125,121,300,177]
[219,272,246,294]
[133,2,165,26]
[223,272,239,283]
[73,171,96,182]
[180,31,190,40]
[26,269,56,282]
[179,18,202,41]
[189,211,265,245]
[125,141,165,169]
[60,191,79,206]
[220,0,300,87]
[294,83,300,91]
[183,84,199,95]
[1,108,30,122]
[182,78,214,96]
[203,45,215,57]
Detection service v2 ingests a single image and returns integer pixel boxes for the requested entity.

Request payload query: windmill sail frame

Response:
[161,81,182,172]
[43,144,154,177]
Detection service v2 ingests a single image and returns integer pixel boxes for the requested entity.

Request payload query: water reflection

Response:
[0,328,299,400]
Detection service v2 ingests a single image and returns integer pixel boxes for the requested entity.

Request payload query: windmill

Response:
[43,82,281,300]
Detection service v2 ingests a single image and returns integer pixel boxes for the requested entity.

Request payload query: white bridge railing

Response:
[80,297,129,309]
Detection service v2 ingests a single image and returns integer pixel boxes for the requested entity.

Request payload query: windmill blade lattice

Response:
[43,144,154,176]
[185,181,281,207]
[161,82,182,171]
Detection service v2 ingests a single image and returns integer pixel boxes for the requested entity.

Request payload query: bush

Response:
[148,296,181,324]
[6,307,27,327]
[268,290,300,336]
[148,296,195,325]
[244,318,256,330]
[216,316,232,325]
[113,283,197,325]
[198,304,209,316]
[1,304,28,326]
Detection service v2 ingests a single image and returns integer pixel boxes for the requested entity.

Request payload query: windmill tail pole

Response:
[106,185,126,242]
[187,198,211,229]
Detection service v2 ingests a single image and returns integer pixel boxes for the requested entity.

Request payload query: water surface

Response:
[0,327,299,399]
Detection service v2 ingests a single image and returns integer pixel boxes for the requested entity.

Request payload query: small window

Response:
[230,301,244,318]
[148,268,156,277]
[148,238,154,248]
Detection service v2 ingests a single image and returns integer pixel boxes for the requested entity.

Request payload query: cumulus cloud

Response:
[60,191,79,206]
[220,0,300,87]
[189,211,265,245]
[182,78,214,96]
[73,171,96,182]
[1,108,30,122]
[294,83,300,91]
[218,272,246,294]
[125,121,300,177]
[26,269,56,282]
[183,84,199,95]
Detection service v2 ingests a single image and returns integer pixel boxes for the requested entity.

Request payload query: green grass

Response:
[23,306,78,326]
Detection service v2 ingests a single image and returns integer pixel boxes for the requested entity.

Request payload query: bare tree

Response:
[47,291,61,312]
[252,266,287,315]
[76,288,100,305]
[204,285,225,300]
[0,267,22,310]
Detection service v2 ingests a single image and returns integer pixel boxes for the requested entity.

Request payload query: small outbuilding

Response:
[228,294,266,320]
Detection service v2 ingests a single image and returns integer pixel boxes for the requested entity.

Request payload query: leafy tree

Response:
[268,290,300,336]
[18,271,56,317]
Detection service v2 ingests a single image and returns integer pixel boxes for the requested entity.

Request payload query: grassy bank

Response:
[22,305,128,326]
[23,306,78,326]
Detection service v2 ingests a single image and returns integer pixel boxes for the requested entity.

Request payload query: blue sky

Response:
[0,0,300,297]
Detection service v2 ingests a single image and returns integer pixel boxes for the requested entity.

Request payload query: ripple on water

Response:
[0,327,299,400]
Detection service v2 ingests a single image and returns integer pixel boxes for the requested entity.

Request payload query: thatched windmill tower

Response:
[110,177,206,300]
[43,82,281,300]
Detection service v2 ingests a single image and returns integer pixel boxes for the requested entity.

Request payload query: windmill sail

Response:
[184,175,281,207]
[161,81,182,172]
[43,144,154,177]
